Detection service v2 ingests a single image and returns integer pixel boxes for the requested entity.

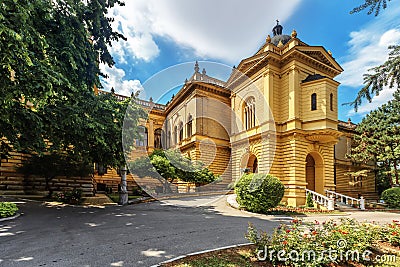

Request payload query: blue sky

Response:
[100,0,400,123]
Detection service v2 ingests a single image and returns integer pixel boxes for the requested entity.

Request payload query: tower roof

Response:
[271,20,291,46]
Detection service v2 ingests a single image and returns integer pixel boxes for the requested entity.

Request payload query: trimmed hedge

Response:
[0,202,18,218]
[381,187,400,208]
[235,173,284,213]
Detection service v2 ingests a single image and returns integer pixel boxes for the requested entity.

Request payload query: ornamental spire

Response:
[272,19,283,36]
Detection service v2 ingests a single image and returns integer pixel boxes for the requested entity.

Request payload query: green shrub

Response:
[54,189,83,204]
[0,202,18,218]
[235,173,284,213]
[306,192,314,208]
[381,187,400,208]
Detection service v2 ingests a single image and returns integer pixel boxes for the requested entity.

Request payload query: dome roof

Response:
[271,34,291,46]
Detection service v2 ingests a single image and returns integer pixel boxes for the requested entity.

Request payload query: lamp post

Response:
[119,165,128,205]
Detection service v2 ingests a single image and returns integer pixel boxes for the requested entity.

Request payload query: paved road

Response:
[2,195,398,267]
[0,195,285,267]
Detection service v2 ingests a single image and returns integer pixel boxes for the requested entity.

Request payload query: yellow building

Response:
[0,23,377,201]
[93,22,377,205]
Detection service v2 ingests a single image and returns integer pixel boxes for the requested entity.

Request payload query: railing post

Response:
[327,196,335,211]
[360,196,365,210]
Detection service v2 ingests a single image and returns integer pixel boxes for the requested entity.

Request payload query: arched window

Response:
[179,122,184,142]
[154,128,162,149]
[244,97,256,130]
[330,93,334,111]
[135,126,148,147]
[187,115,193,138]
[311,93,317,111]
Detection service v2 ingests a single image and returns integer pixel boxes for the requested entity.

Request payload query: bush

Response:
[0,202,18,218]
[54,189,83,204]
[306,192,314,208]
[235,173,284,213]
[381,187,400,208]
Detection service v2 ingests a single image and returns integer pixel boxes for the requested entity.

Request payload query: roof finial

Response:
[202,68,206,75]
[272,19,283,36]
[266,34,271,43]
[194,61,199,73]
[291,29,297,38]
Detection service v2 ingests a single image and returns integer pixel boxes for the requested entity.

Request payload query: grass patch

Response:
[0,202,18,218]
[162,246,254,267]
[161,244,400,267]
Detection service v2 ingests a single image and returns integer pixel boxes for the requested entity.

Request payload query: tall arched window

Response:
[154,128,162,149]
[179,122,184,142]
[330,93,333,111]
[187,115,193,138]
[244,97,256,130]
[311,93,317,111]
[135,126,148,147]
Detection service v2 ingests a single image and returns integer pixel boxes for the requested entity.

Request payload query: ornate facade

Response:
[93,23,377,205]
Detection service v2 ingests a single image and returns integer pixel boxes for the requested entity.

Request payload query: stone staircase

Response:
[335,202,361,212]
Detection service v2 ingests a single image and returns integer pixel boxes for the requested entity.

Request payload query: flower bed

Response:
[161,220,400,266]
[266,206,336,215]
[246,218,400,266]
[53,189,83,204]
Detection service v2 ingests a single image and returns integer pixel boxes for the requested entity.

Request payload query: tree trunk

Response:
[393,160,399,185]
[386,161,393,187]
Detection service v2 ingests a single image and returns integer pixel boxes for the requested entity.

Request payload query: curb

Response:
[224,194,350,218]
[226,194,240,209]
[0,213,22,222]
[150,243,253,267]
[127,191,234,205]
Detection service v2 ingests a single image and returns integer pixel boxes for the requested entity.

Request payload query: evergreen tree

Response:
[349,0,400,110]
[350,91,400,186]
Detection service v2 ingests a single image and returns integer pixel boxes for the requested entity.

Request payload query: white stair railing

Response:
[325,189,365,210]
[305,189,334,211]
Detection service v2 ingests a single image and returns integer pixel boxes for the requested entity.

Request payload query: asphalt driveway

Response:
[0,195,283,267]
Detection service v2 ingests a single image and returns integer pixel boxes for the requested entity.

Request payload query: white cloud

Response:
[338,5,400,115]
[347,86,396,116]
[100,65,143,96]
[108,0,302,64]
[339,28,400,87]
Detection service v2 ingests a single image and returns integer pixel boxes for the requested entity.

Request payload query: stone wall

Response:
[0,151,94,196]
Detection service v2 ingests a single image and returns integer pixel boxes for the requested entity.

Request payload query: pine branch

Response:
[350,0,390,16]
[349,45,400,111]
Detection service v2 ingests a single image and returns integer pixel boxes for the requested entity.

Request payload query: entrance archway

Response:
[248,154,258,173]
[240,153,259,174]
[306,155,315,191]
[305,152,324,194]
